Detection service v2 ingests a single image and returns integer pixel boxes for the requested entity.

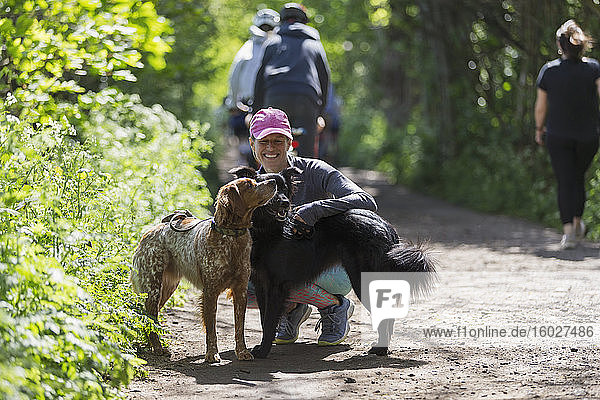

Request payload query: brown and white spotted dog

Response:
[131,177,276,363]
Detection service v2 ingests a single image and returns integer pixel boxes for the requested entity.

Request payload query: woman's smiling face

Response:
[250,133,292,172]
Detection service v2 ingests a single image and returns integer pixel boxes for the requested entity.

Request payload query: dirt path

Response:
[128,152,600,399]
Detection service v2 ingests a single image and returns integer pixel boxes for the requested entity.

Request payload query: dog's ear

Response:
[228,166,257,179]
[220,181,247,216]
[281,166,302,187]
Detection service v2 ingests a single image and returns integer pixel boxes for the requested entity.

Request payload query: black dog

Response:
[229,166,437,359]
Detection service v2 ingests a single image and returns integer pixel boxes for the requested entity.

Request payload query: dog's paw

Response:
[251,344,270,359]
[148,332,171,356]
[236,349,254,361]
[205,352,222,363]
[368,346,390,356]
[155,347,172,357]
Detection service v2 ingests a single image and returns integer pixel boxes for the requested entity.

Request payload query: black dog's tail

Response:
[386,240,438,299]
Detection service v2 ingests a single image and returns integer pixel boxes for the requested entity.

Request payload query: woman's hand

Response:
[282,215,314,240]
[535,127,545,146]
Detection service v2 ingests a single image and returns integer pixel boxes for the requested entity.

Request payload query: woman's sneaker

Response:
[315,296,355,346]
[560,233,577,250]
[274,304,312,344]
[575,221,587,240]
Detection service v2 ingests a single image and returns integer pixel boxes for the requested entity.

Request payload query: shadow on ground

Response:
[139,345,427,386]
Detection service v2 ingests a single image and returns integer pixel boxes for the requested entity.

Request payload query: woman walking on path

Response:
[535,19,600,250]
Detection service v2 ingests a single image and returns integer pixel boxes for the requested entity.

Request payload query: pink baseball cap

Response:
[249,107,293,140]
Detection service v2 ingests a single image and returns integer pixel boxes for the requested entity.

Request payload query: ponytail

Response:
[556,20,593,60]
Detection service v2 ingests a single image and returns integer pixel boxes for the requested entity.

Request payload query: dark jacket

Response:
[258,155,377,226]
[254,22,330,112]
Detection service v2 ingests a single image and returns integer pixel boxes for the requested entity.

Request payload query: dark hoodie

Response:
[254,22,330,112]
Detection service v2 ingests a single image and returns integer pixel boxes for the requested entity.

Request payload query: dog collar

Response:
[210,219,248,237]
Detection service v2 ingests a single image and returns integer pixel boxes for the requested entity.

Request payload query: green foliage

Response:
[0,0,170,120]
[0,245,137,400]
[3,2,599,398]
[432,143,557,223]
[1,87,212,397]
[1,1,216,397]
[125,0,218,121]
[585,158,600,240]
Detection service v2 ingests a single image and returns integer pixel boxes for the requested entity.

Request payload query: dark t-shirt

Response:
[537,57,600,140]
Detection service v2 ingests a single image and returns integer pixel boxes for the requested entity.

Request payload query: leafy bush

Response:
[0,0,170,121]
[1,91,213,397]
[585,160,600,240]
[1,1,215,397]
[0,244,136,400]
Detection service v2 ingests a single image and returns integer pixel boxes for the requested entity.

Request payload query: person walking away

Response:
[227,9,280,167]
[534,19,600,250]
[253,3,330,158]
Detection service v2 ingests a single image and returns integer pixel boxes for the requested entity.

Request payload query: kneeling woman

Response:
[245,107,377,346]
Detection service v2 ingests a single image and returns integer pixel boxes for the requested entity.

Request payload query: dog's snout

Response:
[258,179,277,201]
[278,195,290,208]
[279,196,290,207]
[265,179,276,193]
[257,178,276,191]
